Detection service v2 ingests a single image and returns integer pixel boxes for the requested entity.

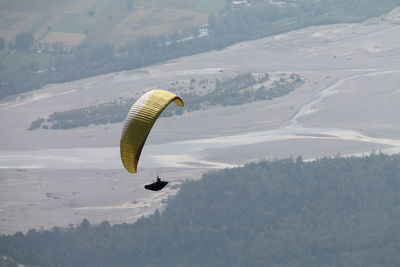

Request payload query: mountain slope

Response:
[1,154,400,266]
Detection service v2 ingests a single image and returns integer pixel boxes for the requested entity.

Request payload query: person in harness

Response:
[144,176,168,191]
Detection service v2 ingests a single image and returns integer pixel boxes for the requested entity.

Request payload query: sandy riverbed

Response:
[1,12,400,233]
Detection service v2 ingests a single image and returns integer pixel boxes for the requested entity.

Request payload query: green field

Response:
[0,0,209,44]
[0,0,209,72]
[0,0,71,12]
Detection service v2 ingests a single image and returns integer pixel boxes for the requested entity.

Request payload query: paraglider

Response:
[144,176,168,191]
[120,89,184,190]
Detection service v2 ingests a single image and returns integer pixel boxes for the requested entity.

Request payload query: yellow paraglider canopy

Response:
[120,89,184,173]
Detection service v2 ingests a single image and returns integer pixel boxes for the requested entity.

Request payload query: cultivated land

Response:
[1,11,400,233]
[0,0,213,46]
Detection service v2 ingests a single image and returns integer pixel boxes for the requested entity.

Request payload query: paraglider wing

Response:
[120,89,184,173]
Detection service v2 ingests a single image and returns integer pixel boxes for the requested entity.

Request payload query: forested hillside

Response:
[1,0,399,99]
[1,153,400,266]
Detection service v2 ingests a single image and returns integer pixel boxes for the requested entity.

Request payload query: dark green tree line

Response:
[1,153,400,266]
[28,73,302,130]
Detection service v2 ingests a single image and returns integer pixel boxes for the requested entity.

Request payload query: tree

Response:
[208,14,217,30]
[87,10,95,18]
[126,0,135,10]
[168,31,180,43]
[77,218,91,233]
[42,43,50,53]
[0,36,5,49]
[51,42,64,52]
[0,257,18,267]
[15,32,34,52]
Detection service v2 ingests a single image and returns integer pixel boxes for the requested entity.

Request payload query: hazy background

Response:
[1,1,400,266]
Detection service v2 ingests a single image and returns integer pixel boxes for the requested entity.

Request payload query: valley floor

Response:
[1,14,400,233]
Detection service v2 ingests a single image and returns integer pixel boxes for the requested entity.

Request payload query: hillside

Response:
[1,0,399,99]
[1,154,400,266]
[0,0,214,46]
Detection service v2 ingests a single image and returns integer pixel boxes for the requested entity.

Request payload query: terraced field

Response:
[0,0,221,47]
